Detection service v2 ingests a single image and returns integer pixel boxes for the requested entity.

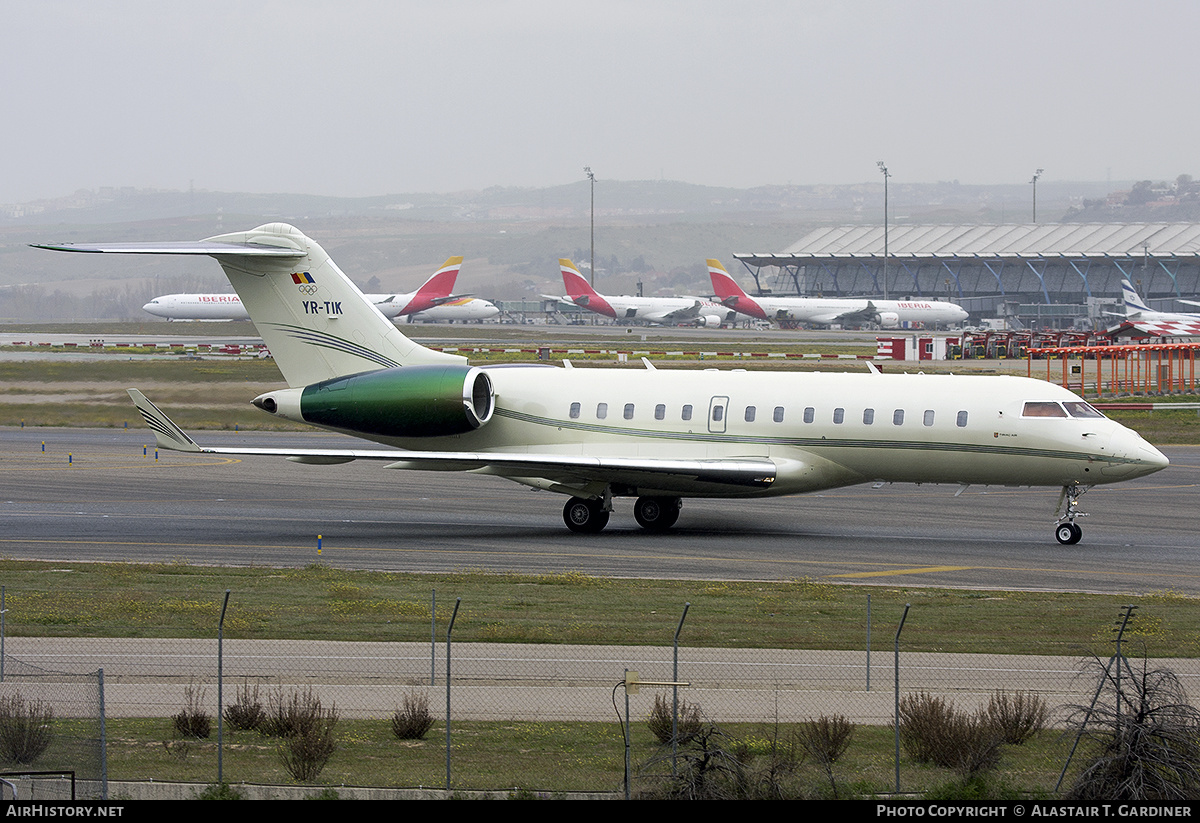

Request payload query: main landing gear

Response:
[1054,482,1090,545]
[562,495,682,534]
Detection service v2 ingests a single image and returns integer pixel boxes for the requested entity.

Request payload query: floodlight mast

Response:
[877,161,890,300]
[1031,168,1044,223]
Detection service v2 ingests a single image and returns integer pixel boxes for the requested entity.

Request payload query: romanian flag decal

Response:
[291,272,315,284]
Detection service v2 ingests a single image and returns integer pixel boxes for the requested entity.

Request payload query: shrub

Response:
[279,712,338,783]
[984,690,1050,745]
[897,692,1002,778]
[646,693,701,745]
[391,691,434,740]
[172,683,211,740]
[1065,655,1200,801]
[795,714,855,765]
[262,686,332,738]
[0,693,53,764]
[223,682,265,732]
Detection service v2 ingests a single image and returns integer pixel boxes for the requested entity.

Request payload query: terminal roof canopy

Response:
[734,223,1200,263]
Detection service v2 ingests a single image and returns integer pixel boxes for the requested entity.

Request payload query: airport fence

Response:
[0,594,1196,797]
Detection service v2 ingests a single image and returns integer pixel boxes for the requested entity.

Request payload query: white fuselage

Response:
[572,294,734,326]
[752,296,968,327]
[282,366,1164,498]
[144,292,496,322]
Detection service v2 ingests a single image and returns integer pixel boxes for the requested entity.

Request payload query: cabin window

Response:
[712,405,725,422]
[923,410,935,427]
[893,409,905,426]
[956,410,969,427]
[623,403,635,420]
[833,408,845,424]
[803,407,815,424]
[1023,401,1067,418]
[569,402,581,420]
[773,406,785,423]
[1064,401,1105,419]
[654,404,666,421]
[862,408,875,425]
[596,402,608,420]
[682,404,693,421]
[744,406,756,423]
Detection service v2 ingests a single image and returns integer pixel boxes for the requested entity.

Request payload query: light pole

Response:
[1031,168,1044,223]
[584,166,596,287]
[877,161,890,300]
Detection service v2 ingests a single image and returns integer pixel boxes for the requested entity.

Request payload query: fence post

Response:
[893,603,910,794]
[216,589,231,785]
[445,597,461,793]
[672,602,690,774]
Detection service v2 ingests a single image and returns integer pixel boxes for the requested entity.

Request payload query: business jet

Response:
[708,260,969,329]
[143,257,497,323]
[35,224,1167,544]
[1106,279,1200,337]
[554,260,735,327]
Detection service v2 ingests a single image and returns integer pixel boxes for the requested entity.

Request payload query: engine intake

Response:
[300,365,494,438]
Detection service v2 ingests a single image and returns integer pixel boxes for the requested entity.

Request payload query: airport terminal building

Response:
[734,223,1200,328]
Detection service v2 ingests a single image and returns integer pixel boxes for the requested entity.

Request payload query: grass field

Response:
[0,560,1194,655]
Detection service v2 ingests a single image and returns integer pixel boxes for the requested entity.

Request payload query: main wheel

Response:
[633,496,681,531]
[1055,522,1082,545]
[563,497,610,533]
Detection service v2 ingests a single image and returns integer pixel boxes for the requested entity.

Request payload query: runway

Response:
[2,426,1198,595]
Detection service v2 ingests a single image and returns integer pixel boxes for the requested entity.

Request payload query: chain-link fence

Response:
[0,597,1195,797]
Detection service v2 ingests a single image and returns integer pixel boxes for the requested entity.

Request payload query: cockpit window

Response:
[1022,401,1068,418]
[1063,401,1106,419]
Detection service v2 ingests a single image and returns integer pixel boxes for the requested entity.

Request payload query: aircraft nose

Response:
[1105,427,1169,479]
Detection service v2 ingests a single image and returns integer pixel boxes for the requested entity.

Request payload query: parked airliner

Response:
[143,257,498,323]
[708,260,969,328]
[35,224,1166,544]
[555,260,735,327]
[1107,279,1200,337]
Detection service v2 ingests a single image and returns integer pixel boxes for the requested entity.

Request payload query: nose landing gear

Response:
[1054,483,1090,545]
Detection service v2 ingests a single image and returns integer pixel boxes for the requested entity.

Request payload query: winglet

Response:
[127,389,203,452]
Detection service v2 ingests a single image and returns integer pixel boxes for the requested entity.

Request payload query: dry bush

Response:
[898,692,1002,778]
[391,690,434,740]
[646,693,702,745]
[897,691,956,764]
[172,683,211,740]
[262,686,333,739]
[279,714,338,783]
[984,690,1050,745]
[0,693,54,764]
[795,714,855,765]
[223,682,266,732]
[1065,656,1200,801]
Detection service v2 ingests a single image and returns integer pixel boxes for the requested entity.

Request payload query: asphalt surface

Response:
[3,426,1197,595]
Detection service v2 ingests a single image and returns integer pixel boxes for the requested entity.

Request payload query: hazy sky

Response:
[3,0,1197,203]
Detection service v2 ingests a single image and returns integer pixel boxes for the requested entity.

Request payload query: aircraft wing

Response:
[1178,299,1200,309]
[128,390,777,494]
[31,240,305,258]
[644,301,704,323]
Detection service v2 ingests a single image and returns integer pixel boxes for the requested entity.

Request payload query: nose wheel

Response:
[1054,483,1089,545]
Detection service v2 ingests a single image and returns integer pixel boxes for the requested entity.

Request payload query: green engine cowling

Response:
[297,365,494,438]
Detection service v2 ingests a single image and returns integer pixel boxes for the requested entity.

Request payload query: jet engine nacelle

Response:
[694,315,724,328]
[875,311,900,328]
[254,365,494,438]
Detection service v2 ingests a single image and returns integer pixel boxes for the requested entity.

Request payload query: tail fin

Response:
[559,259,616,317]
[398,256,463,315]
[35,223,464,387]
[1122,279,1152,316]
[707,259,767,320]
